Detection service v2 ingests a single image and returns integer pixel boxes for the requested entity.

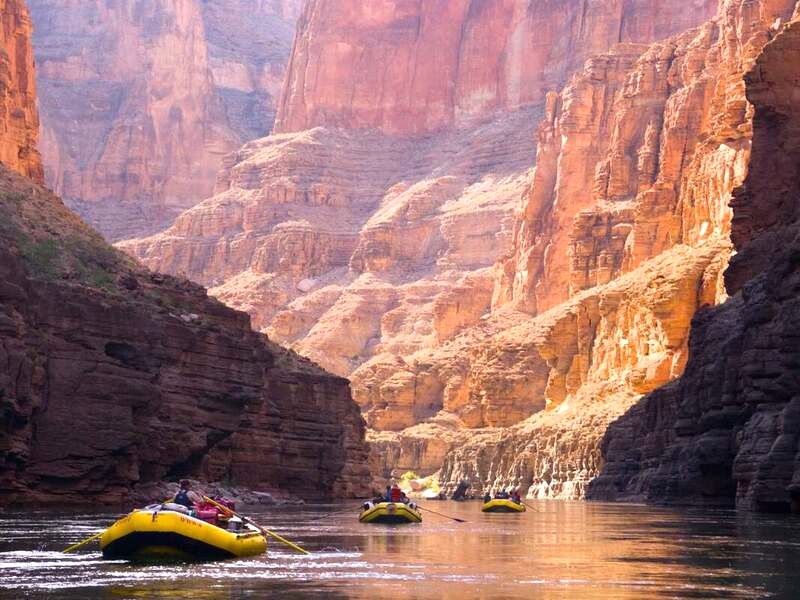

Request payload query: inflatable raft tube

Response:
[481,499,526,513]
[100,509,267,561]
[359,502,423,524]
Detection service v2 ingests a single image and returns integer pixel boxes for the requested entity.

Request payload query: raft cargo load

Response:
[359,501,423,524]
[100,504,267,561]
[481,499,526,513]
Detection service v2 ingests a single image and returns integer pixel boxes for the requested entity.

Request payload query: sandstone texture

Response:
[589,11,800,512]
[0,164,370,505]
[29,0,301,241]
[122,0,784,499]
[0,0,41,181]
[424,0,798,498]
[124,0,714,424]
[277,0,717,135]
[122,106,543,384]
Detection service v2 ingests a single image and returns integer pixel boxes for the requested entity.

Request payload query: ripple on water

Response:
[1,502,800,598]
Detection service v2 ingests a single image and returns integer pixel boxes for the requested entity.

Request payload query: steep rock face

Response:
[369,0,794,493]
[123,0,716,438]
[0,165,369,505]
[29,0,301,242]
[276,0,717,135]
[0,0,41,181]
[589,13,800,512]
[122,107,543,388]
[276,0,716,134]
[199,0,304,141]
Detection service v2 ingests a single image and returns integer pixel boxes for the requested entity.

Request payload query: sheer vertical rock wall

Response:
[0,0,41,181]
[28,0,301,241]
[589,11,800,512]
[119,0,798,501]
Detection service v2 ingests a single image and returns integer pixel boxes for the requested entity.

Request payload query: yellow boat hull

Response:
[481,499,526,513]
[359,502,422,524]
[100,510,267,561]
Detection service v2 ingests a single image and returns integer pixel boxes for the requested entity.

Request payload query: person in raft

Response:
[385,482,409,504]
[495,489,510,499]
[510,489,522,504]
[173,479,203,509]
[483,492,491,503]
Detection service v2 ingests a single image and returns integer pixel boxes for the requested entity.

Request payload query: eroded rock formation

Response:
[29,0,301,241]
[421,0,797,498]
[123,0,715,437]
[589,12,800,512]
[0,164,369,505]
[277,0,717,135]
[0,0,41,181]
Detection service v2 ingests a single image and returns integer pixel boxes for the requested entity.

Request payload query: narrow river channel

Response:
[2,500,799,598]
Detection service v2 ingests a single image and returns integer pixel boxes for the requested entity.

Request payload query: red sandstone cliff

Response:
[427,0,797,498]
[121,0,793,500]
[276,0,717,135]
[589,11,800,512]
[29,0,301,241]
[0,164,370,504]
[0,0,41,181]
[123,0,715,405]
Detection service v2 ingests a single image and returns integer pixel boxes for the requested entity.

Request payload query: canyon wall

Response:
[276,0,717,135]
[29,0,301,242]
[0,164,370,505]
[426,0,798,498]
[0,0,41,181]
[589,12,800,512]
[123,0,716,438]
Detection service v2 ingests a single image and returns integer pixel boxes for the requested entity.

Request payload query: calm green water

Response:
[1,501,799,599]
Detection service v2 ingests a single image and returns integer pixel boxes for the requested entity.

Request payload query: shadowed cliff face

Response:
[589,13,800,512]
[0,0,41,182]
[0,165,370,505]
[28,0,301,242]
[276,0,717,136]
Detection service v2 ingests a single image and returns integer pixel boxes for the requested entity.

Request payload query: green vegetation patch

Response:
[21,238,60,278]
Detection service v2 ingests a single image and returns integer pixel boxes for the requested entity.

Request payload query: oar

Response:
[417,504,467,523]
[521,500,541,512]
[203,496,310,555]
[63,530,104,553]
[307,504,361,524]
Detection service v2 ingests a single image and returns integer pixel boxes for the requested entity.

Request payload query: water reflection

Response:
[1,501,799,598]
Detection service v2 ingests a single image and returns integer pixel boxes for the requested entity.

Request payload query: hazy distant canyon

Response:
[28,0,303,241]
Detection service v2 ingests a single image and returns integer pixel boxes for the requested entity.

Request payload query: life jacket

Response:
[390,487,403,502]
[174,489,193,508]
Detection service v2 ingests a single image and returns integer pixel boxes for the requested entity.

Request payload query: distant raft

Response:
[481,499,526,513]
[100,508,267,561]
[359,501,423,524]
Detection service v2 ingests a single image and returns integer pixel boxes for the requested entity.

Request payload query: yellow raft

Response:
[359,502,423,524]
[481,499,526,513]
[100,509,267,561]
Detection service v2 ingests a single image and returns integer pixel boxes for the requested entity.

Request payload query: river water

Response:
[1,500,799,599]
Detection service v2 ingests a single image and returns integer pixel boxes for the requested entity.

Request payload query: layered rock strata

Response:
[124,0,717,441]
[122,106,544,388]
[589,13,800,512]
[277,0,717,135]
[369,0,794,494]
[0,164,370,505]
[29,0,301,241]
[0,0,41,181]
